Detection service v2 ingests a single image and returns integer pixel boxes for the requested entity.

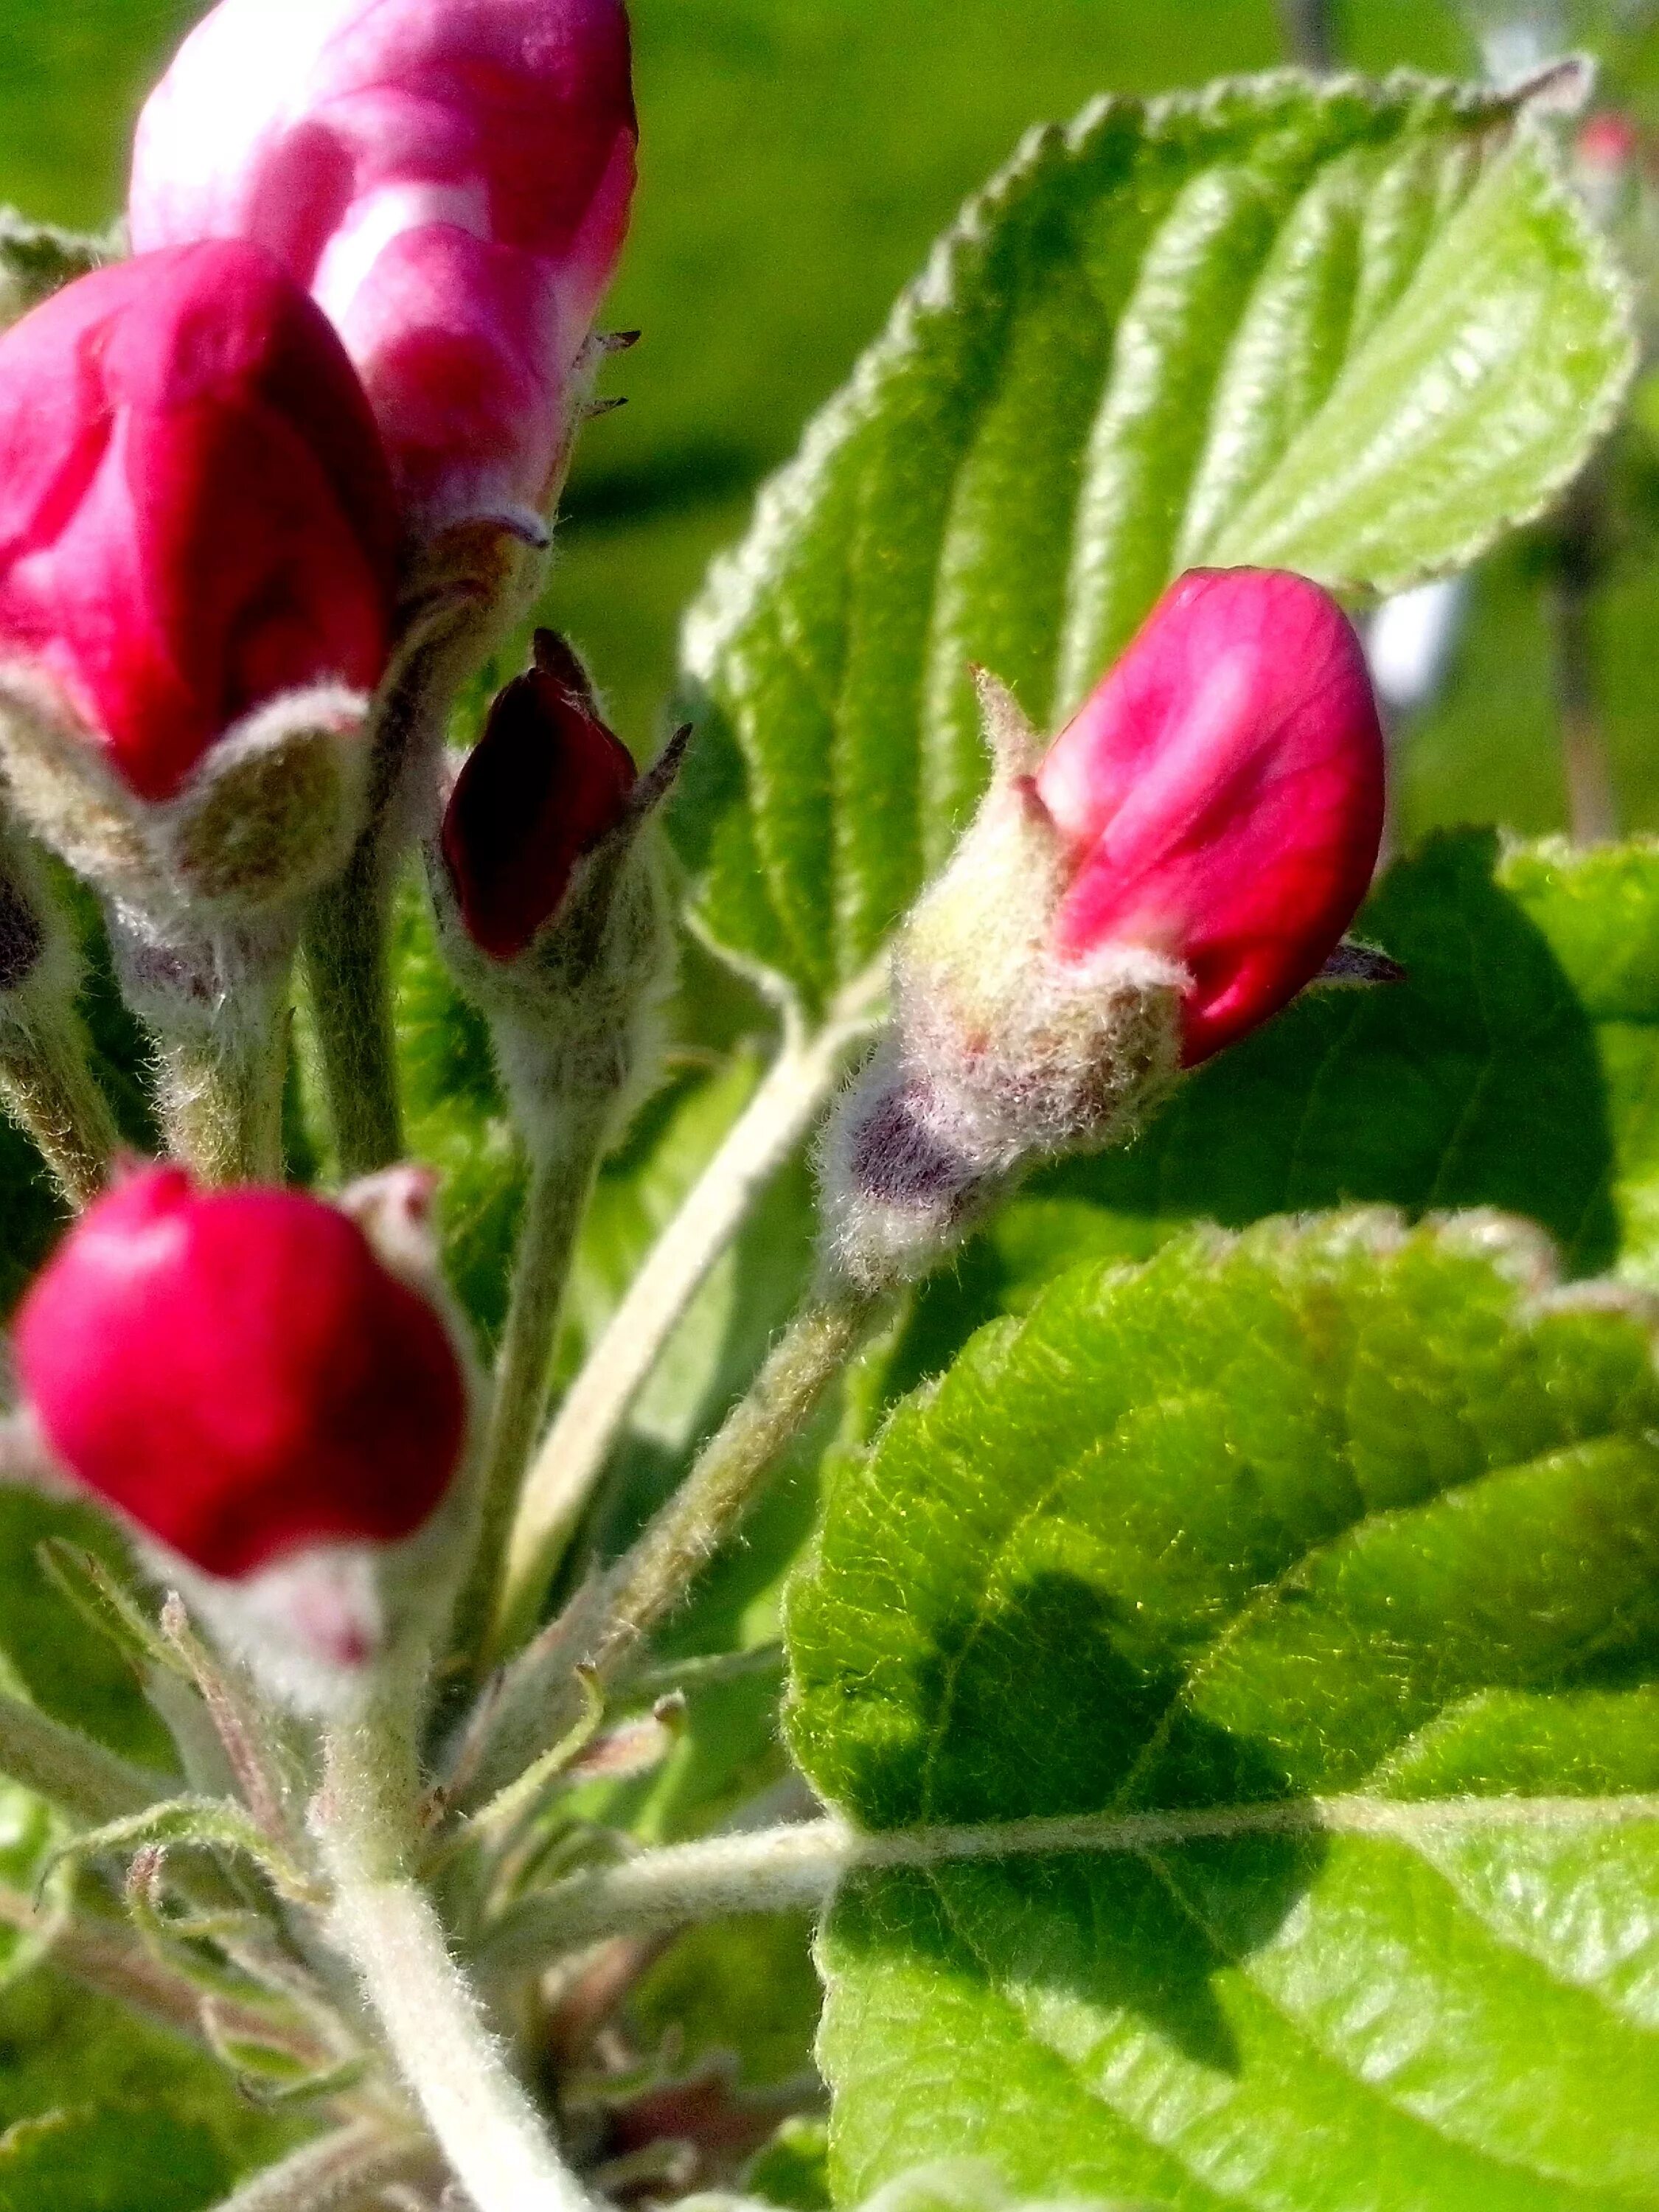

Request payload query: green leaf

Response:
[1497,838,1659,1285]
[0,2107,231,2212]
[787,1213,1659,2208]
[673,74,1632,1015]
[0,1970,295,2183]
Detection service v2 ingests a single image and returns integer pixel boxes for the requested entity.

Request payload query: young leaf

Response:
[673,74,1633,1017]
[787,1214,1659,2208]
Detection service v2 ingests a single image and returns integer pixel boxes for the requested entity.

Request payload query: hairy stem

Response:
[304,856,405,1180]
[205,2121,435,2212]
[319,1688,594,2212]
[463,1285,887,1807]
[0,1687,171,1826]
[497,980,884,1652]
[457,1098,616,1676]
[0,1004,117,1206]
[113,918,293,1185]
[477,1792,1659,1977]
[153,1003,288,1186]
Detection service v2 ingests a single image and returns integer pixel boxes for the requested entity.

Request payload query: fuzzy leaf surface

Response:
[788,1214,1659,2208]
[672,74,1632,1015]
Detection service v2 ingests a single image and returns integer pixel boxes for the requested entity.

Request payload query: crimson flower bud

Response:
[14,1166,467,1583]
[130,0,639,536]
[441,630,637,961]
[1034,568,1385,1065]
[0,241,397,808]
[824,567,1385,1289]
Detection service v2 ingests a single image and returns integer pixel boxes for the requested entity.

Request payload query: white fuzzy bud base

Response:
[822,754,1185,1290]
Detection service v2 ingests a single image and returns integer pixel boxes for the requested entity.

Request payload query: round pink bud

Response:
[441,630,637,961]
[15,1167,467,1580]
[1035,568,1385,1066]
[130,0,638,533]
[0,240,398,805]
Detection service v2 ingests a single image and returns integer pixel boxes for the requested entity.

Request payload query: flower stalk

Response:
[465,1282,888,1806]
[494,971,886,1657]
[452,1091,616,1678]
[0,1006,118,1207]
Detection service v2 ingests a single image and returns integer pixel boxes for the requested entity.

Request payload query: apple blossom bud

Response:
[1034,568,1385,1065]
[441,629,637,961]
[430,630,677,1144]
[130,0,638,538]
[14,1166,467,1584]
[824,568,1385,1288]
[0,241,398,925]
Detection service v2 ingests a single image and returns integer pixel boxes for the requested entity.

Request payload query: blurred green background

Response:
[7,0,1659,843]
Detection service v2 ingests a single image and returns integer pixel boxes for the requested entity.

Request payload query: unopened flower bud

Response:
[825,568,1385,1287]
[14,1166,470,1705]
[131,0,638,540]
[0,241,398,919]
[441,630,638,961]
[431,630,675,1138]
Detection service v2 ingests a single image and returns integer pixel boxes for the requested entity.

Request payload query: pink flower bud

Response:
[822,567,1385,1290]
[440,629,637,961]
[14,1166,467,1581]
[1034,568,1385,1065]
[130,0,638,534]
[0,240,397,804]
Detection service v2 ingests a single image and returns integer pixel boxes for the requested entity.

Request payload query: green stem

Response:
[0,1004,117,1206]
[152,1002,288,1186]
[456,1099,614,1677]
[0,1688,170,1826]
[111,917,291,1184]
[303,857,404,1179]
[497,976,885,1654]
[462,1285,887,1807]
[319,1685,594,2212]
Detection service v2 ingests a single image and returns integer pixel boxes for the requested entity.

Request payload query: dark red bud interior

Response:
[441,635,638,961]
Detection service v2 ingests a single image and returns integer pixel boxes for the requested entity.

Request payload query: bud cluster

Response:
[0,0,641,1701]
